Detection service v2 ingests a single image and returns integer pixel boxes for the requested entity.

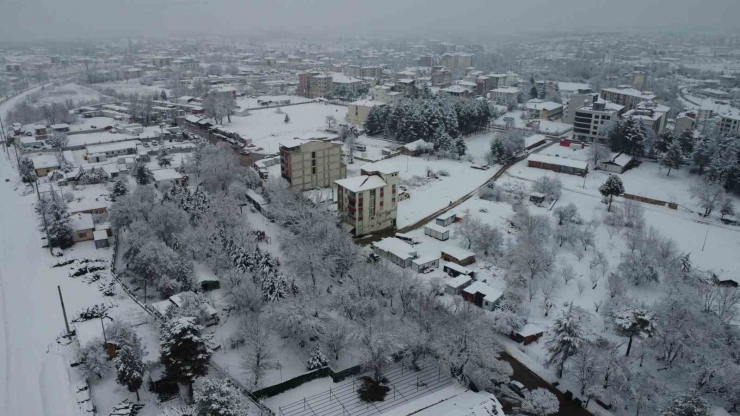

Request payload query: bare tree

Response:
[540,276,560,317]
[240,314,275,389]
[559,261,577,285]
[588,140,611,169]
[691,182,725,216]
[527,278,541,303]
[324,318,351,361]
[570,342,600,395]
[607,273,626,299]
[589,269,601,289]
[576,278,587,296]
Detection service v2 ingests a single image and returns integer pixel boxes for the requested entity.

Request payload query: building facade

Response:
[600,86,656,111]
[280,140,347,191]
[336,168,400,236]
[347,100,385,125]
[573,101,623,142]
[719,113,740,135]
[490,87,519,106]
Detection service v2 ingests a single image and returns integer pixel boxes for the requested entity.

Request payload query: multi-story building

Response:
[631,71,647,90]
[600,86,656,111]
[297,71,320,97]
[280,140,346,191]
[347,100,385,125]
[525,99,564,121]
[535,80,559,98]
[563,89,598,124]
[719,113,740,135]
[440,53,474,74]
[621,101,670,134]
[418,55,433,67]
[296,72,362,98]
[488,74,509,90]
[490,87,520,106]
[674,111,697,133]
[431,68,451,87]
[151,56,173,68]
[336,167,400,236]
[572,101,624,142]
[370,85,403,105]
[172,57,199,72]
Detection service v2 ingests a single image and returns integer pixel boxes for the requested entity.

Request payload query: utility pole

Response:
[58,286,71,336]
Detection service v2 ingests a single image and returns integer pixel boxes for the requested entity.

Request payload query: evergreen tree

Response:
[659,141,683,176]
[455,138,467,159]
[656,130,675,153]
[134,164,155,185]
[612,306,657,356]
[160,317,213,400]
[720,197,735,219]
[622,117,646,157]
[490,139,506,164]
[599,174,625,212]
[433,126,455,156]
[659,390,710,416]
[158,148,173,167]
[678,129,695,156]
[160,90,167,101]
[690,137,712,176]
[114,330,146,401]
[19,157,37,183]
[284,114,290,123]
[110,179,129,202]
[306,342,328,370]
[530,75,535,84]
[545,309,585,378]
[36,191,74,248]
[194,378,252,416]
[530,86,539,99]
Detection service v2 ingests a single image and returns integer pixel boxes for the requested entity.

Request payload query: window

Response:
[392,184,396,194]
[312,167,316,174]
[78,232,87,238]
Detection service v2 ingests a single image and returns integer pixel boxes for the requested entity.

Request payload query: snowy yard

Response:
[26,82,109,107]
[94,79,169,96]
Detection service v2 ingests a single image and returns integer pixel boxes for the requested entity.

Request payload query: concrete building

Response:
[297,72,362,98]
[418,55,433,67]
[151,56,173,68]
[280,140,346,191]
[631,71,647,90]
[440,53,474,74]
[525,99,564,121]
[370,85,403,105]
[488,74,510,90]
[573,101,624,142]
[490,87,519,106]
[336,168,399,236]
[172,57,199,72]
[622,101,670,134]
[348,100,385,125]
[345,65,382,78]
[563,89,599,124]
[674,111,697,133]
[431,68,451,87]
[600,86,657,111]
[719,113,740,135]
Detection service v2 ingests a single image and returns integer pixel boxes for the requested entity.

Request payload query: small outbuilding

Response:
[445,275,473,296]
[443,262,476,280]
[441,246,476,266]
[529,192,546,205]
[194,263,221,291]
[462,281,503,311]
[32,155,60,177]
[424,223,450,241]
[70,213,95,243]
[435,213,457,227]
[599,152,634,174]
[372,237,418,268]
[510,323,545,346]
[411,256,439,273]
[152,169,185,186]
[93,230,110,249]
[527,153,588,176]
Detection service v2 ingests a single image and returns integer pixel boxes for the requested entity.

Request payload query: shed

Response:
[510,323,545,345]
[411,256,439,273]
[93,230,109,249]
[527,153,588,176]
[245,189,272,219]
[441,246,476,266]
[435,212,457,227]
[462,281,503,311]
[424,223,450,241]
[194,263,221,291]
[151,169,184,186]
[599,152,634,174]
[32,154,60,177]
[372,237,417,268]
[529,192,546,204]
[445,275,473,295]
[443,262,476,279]
[70,213,95,243]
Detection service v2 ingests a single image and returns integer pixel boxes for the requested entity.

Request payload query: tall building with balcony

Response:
[280,140,347,191]
[572,101,624,142]
[336,168,400,236]
[719,113,740,135]
[600,86,656,111]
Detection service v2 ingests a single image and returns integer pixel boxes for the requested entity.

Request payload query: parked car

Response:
[25,132,32,136]
[90,125,97,128]
[508,381,526,398]
[142,143,149,147]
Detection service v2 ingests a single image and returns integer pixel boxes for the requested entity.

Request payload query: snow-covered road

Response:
[0,85,99,414]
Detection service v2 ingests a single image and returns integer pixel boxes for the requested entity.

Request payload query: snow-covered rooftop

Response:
[441,245,475,260]
[31,154,59,169]
[412,255,439,266]
[74,320,104,349]
[491,87,519,94]
[424,223,448,234]
[335,175,386,192]
[446,275,473,289]
[349,99,385,107]
[402,139,428,151]
[526,100,563,111]
[70,213,94,231]
[602,87,656,100]
[444,261,474,275]
[528,153,589,170]
[151,169,183,182]
[86,140,140,155]
[463,281,503,303]
[373,237,417,259]
[194,263,220,284]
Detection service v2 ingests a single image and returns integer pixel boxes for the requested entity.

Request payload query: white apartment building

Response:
[600,86,657,111]
[348,100,385,125]
[280,140,347,191]
[490,87,519,106]
[563,90,598,124]
[622,101,670,134]
[440,53,474,74]
[370,85,404,105]
[336,168,400,236]
[572,101,624,142]
[719,113,740,135]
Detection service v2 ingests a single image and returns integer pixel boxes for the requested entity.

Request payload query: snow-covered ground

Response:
[94,79,169,96]
[235,95,312,110]
[27,83,108,107]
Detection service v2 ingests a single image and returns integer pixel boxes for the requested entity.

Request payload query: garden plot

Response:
[348,156,499,228]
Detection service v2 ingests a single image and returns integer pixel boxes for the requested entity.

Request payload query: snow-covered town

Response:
[2,4,740,416]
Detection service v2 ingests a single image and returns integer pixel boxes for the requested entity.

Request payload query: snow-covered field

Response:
[94,79,169,96]
[27,83,108,107]
[235,95,312,110]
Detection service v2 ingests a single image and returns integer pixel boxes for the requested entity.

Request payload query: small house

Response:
[245,189,272,219]
[93,230,110,249]
[400,139,429,156]
[411,256,439,273]
[32,155,60,177]
[424,223,450,241]
[435,212,457,227]
[151,169,185,187]
[194,263,221,291]
[599,152,634,174]
[510,323,545,345]
[70,213,95,243]
[441,246,476,266]
[371,237,417,268]
[443,262,476,280]
[445,275,473,296]
[462,281,503,311]
[529,192,546,205]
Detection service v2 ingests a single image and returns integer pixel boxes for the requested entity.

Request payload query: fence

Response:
[252,364,363,399]
[622,193,678,210]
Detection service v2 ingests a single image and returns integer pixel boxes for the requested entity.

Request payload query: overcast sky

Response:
[2,0,740,42]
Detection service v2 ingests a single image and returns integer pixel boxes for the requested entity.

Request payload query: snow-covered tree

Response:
[19,157,37,183]
[656,130,675,154]
[306,341,328,370]
[324,317,351,361]
[110,179,129,202]
[50,130,68,148]
[521,388,560,416]
[569,342,601,396]
[617,251,658,285]
[553,203,579,226]
[284,113,290,123]
[79,340,110,379]
[659,390,710,416]
[545,308,586,378]
[355,320,402,381]
[240,315,274,388]
[719,196,735,219]
[133,163,154,185]
[194,377,252,416]
[531,175,563,201]
[36,191,74,248]
[690,182,725,216]
[157,148,173,167]
[488,138,507,164]
[540,276,560,317]
[149,202,189,247]
[473,223,504,256]
[160,317,212,400]
[659,140,683,176]
[612,306,657,356]
[114,328,146,401]
[599,174,625,212]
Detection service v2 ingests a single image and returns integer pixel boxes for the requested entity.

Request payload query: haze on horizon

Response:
[2,0,740,42]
